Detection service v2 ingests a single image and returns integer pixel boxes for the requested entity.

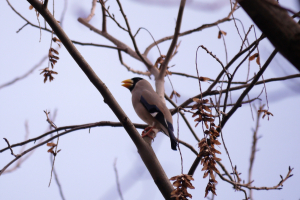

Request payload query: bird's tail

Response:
[167,122,177,150]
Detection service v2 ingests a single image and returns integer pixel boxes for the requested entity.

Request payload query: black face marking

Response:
[129,77,143,92]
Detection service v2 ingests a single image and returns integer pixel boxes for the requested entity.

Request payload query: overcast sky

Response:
[0,0,299,200]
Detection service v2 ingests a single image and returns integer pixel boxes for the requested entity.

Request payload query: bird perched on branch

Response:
[122,77,177,150]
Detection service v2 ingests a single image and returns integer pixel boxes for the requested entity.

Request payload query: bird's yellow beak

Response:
[121,79,133,89]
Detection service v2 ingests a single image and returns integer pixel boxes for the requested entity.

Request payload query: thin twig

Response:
[222,39,258,114]
[199,45,230,79]
[0,121,146,153]
[144,17,232,56]
[221,49,278,128]
[3,138,19,158]
[165,94,200,142]
[114,158,124,200]
[77,18,155,72]
[44,110,57,129]
[118,50,151,76]
[158,0,186,80]
[51,160,66,200]
[248,104,263,200]
[0,55,48,90]
[72,40,125,51]
[115,0,153,71]
[216,166,293,190]
[217,25,228,64]
[240,25,253,52]
[16,22,29,33]
[170,35,265,116]
[134,27,161,56]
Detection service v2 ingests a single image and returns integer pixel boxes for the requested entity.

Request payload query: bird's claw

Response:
[142,127,154,139]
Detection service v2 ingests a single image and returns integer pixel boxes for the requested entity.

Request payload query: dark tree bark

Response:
[238,0,300,72]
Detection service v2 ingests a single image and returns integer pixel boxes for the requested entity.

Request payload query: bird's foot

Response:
[142,127,154,139]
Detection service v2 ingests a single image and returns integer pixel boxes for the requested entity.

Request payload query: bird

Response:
[121,77,177,150]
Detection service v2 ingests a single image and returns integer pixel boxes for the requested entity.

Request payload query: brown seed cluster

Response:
[47,142,61,156]
[49,47,59,69]
[170,90,181,100]
[257,108,274,120]
[170,174,195,200]
[191,98,214,128]
[40,37,62,83]
[191,98,222,197]
[199,124,221,197]
[40,68,58,83]
[249,52,260,65]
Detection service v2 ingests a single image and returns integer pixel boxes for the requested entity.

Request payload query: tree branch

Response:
[216,166,293,190]
[24,2,175,199]
[77,18,155,72]
[238,0,300,71]
[221,49,278,128]
[0,55,47,90]
[144,17,232,56]
[158,0,186,80]
[72,40,125,51]
[0,121,146,153]
[118,50,151,76]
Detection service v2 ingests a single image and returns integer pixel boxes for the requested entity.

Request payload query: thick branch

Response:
[155,0,186,103]
[26,1,174,199]
[238,0,300,71]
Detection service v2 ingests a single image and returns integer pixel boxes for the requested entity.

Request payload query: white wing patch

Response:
[150,112,158,117]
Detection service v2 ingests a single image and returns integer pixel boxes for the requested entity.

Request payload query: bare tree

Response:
[1,0,299,199]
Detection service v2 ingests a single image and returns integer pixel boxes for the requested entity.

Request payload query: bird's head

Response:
[121,77,143,91]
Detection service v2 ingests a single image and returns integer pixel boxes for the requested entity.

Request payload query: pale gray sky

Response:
[0,0,299,200]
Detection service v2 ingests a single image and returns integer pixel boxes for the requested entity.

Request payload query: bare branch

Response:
[0,55,47,90]
[240,25,253,51]
[216,166,293,190]
[171,35,265,115]
[44,0,49,8]
[99,0,127,32]
[221,49,278,128]
[7,0,53,34]
[165,94,200,142]
[99,0,107,32]
[77,18,154,71]
[144,17,232,56]
[6,2,175,192]
[84,0,97,22]
[16,22,29,33]
[118,50,151,76]
[0,121,146,153]
[72,40,125,51]
[158,0,186,80]
[51,160,66,200]
[114,158,124,200]
[248,104,264,199]
[44,110,57,129]
[3,138,20,158]
[239,0,300,71]
[115,0,156,75]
